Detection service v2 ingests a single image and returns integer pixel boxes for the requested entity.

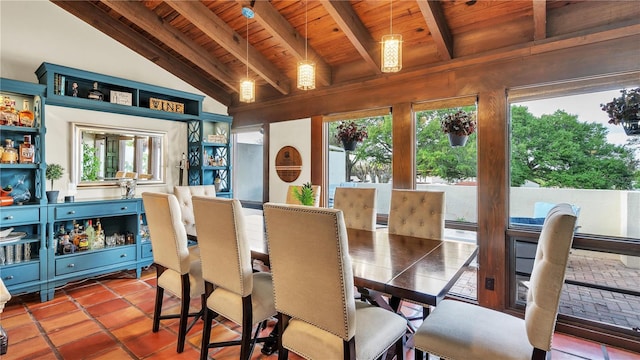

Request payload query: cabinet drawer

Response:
[141,242,153,259]
[0,206,40,226]
[54,201,138,221]
[1,262,40,286]
[55,246,136,275]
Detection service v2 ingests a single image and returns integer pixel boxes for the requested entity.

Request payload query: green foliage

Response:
[293,182,315,206]
[82,143,100,181]
[45,163,64,189]
[510,106,638,189]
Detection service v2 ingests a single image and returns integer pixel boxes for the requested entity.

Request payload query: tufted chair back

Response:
[333,187,377,230]
[525,203,577,351]
[285,184,321,207]
[388,189,445,239]
[264,203,355,340]
[192,196,253,297]
[173,185,216,237]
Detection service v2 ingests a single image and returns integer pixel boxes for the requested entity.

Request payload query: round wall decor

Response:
[275,146,302,182]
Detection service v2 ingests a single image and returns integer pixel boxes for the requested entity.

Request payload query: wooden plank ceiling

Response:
[52,0,640,112]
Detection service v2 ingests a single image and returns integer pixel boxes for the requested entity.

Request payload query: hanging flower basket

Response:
[441,109,476,147]
[342,139,357,151]
[601,88,640,136]
[336,121,367,151]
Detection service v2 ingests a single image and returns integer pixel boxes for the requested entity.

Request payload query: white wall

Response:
[0,0,228,198]
[269,119,311,203]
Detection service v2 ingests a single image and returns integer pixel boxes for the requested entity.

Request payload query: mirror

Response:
[72,123,167,187]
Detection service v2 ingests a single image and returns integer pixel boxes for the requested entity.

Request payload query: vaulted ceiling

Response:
[53,1,639,115]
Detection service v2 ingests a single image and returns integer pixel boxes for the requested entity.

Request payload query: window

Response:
[232,128,263,203]
[509,83,640,333]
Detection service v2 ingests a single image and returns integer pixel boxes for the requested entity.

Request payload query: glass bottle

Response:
[19,135,35,164]
[1,139,18,163]
[85,219,95,250]
[88,81,104,101]
[94,219,105,249]
[18,99,34,127]
[1,97,18,126]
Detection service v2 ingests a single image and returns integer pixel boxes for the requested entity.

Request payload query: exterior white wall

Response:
[269,119,311,203]
[0,0,228,198]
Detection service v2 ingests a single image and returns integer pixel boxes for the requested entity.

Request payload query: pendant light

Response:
[297,0,315,90]
[381,0,402,73]
[240,6,255,103]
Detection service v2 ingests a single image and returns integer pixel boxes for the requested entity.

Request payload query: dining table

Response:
[244,214,478,314]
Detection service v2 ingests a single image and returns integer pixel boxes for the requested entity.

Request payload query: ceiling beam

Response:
[417,0,453,60]
[319,0,381,75]
[165,0,291,95]
[249,0,331,87]
[533,0,547,40]
[51,1,232,106]
[101,0,238,93]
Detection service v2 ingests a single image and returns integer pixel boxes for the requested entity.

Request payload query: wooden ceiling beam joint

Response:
[417,0,454,61]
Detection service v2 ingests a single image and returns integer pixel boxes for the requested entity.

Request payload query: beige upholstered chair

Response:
[285,184,321,207]
[263,203,407,360]
[141,192,205,353]
[388,189,445,240]
[173,185,216,237]
[413,203,577,360]
[192,196,276,360]
[333,187,377,231]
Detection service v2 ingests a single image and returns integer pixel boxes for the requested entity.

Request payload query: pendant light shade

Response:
[240,79,255,103]
[297,60,316,90]
[297,0,316,90]
[240,6,255,103]
[381,0,402,73]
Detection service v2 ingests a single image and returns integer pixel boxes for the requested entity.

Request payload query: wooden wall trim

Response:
[311,115,324,205]
[476,90,508,310]
[391,103,414,190]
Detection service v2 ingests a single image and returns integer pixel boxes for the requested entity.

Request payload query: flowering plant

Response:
[440,109,477,136]
[336,121,368,143]
[600,88,640,125]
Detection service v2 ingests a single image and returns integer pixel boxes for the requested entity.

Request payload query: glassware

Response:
[15,243,22,263]
[1,139,18,164]
[19,99,34,127]
[10,174,31,204]
[24,243,31,261]
[19,135,35,164]
[5,244,14,264]
[0,246,5,265]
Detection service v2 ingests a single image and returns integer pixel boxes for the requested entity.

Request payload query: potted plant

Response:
[45,163,64,203]
[293,182,315,206]
[601,87,640,135]
[336,121,367,151]
[440,109,477,147]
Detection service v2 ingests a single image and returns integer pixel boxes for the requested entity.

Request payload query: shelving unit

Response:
[0,78,48,301]
[187,112,233,198]
[35,63,204,121]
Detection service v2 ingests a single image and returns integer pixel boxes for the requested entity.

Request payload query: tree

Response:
[510,106,638,189]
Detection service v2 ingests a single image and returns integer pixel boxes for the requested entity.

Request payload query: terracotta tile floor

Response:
[1,266,639,360]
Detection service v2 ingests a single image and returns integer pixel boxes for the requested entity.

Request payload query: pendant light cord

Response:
[305,0,308,61]
[390,0,393,34]
[246,16,249,78]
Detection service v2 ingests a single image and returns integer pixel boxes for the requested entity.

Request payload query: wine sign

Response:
[149,97,184,114]
[275,146,302,182]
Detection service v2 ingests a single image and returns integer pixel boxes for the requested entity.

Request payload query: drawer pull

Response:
[120,253,127,258]
[4,275,14,280]
[68,263,75,268]
[121,207,128,210]
[5,216,13,220]
[68,210,76,214]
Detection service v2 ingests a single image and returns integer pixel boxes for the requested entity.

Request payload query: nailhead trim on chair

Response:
[264,204,352,340]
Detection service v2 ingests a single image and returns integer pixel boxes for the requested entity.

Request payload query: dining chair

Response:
[173,185,216,237]
[285,184,321,206]
[192,196,276,360]
[333,187,377,230]
[263,203,407,360]
[141,192,205,353]
[413,203,577,360]
[388,189,445,240]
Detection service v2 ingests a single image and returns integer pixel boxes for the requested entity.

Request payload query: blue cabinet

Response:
[45,198,145,300]
[0,78,48,301]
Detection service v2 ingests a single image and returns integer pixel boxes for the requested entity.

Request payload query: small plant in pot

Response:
[293,182,315,206]
[45,163,64,203]
[600,87,640,135]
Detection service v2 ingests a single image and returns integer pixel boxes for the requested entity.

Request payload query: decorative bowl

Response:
[0,227,14,238]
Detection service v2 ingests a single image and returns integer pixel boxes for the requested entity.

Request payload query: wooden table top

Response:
[245,214,477,307]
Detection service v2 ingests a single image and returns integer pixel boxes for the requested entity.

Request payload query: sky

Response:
[516,89,628,145]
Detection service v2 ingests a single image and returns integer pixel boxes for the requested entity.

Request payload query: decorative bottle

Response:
[18,99,34,127]
[85,219,96,250]
[19,135,35,164]
[1,139,18,164]
[94,219,105,249]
